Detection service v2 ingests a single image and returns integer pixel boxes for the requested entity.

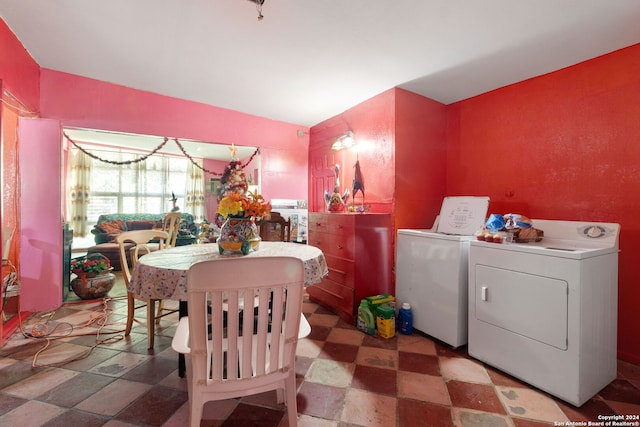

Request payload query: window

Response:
[82,148,189,227]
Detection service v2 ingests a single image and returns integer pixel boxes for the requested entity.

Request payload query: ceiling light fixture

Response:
[247,0,265,21]
[331,131,356,151]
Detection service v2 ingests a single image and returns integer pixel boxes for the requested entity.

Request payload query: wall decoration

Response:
[210,178,221,196]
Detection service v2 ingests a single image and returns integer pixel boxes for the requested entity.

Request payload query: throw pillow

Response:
[99,220,125,234]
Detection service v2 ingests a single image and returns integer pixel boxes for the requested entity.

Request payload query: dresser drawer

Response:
[307,212,392,324]
[324,254,355,288]
[307,278,355,319]
[309,231,354,260]
[309,213,355,235]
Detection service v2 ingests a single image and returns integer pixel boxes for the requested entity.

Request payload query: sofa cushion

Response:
[125,220,157,231]
[98,219,125,234]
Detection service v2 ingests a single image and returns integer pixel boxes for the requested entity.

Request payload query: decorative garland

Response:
[63,132,260,176]
[173,138,260,176]
[65,132,170,165]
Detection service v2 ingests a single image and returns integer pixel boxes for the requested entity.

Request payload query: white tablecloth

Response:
[129,241,328,300]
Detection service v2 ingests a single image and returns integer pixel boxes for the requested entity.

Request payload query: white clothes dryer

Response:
[468,219,620,406]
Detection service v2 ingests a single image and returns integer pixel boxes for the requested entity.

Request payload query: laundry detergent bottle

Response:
[357,300,376,335]
[398,303,413,335]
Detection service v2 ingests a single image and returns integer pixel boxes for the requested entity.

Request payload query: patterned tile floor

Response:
[0,276,639,426]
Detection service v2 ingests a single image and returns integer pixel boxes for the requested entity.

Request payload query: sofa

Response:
[91,213,197,244]
[87,213,198,271]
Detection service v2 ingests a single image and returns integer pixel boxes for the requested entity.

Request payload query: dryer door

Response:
[474,265,568,350]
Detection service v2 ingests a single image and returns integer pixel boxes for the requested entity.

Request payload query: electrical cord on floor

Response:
[18,296,130,368]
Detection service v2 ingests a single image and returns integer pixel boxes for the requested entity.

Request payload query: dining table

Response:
[128,241,328,376]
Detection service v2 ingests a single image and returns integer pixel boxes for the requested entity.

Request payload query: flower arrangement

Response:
[71,255,112,278]
[216,158,271,221]
[217,190,271,221]
[214,151,271,255]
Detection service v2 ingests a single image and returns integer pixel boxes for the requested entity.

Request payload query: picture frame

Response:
[210,178,221,195]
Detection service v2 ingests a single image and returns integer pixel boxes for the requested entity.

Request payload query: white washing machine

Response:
[468,219,620,406]
[396,196,489,348]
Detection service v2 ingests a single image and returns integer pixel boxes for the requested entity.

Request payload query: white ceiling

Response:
[2,1,640,127]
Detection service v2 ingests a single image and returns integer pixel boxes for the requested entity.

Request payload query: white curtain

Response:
[185,160,206,223]
[67,149,92,237]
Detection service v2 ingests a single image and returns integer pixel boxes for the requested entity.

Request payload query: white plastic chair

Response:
[172,256,306,427]
[116,229,177,349]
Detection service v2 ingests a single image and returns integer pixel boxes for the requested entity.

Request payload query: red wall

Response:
[308,89,396,213]
[0,19,40,318]
[0,18,40,266]
[394,89,447,230]
[308,87,447,228]
[0,20,40,112]
[446,43,640,364]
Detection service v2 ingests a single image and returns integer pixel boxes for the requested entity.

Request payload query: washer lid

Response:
[436,196,490,235]
[398,229,476,241]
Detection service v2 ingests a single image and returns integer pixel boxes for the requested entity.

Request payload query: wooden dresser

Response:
[307,212,393,323]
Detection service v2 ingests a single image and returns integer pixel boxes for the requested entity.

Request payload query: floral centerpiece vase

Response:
[217,216,261,255]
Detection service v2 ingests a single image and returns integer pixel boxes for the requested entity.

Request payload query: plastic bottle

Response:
[357,300,376,335]
[398,303,413,335]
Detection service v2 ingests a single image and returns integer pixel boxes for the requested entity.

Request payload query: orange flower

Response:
[217,190,271,220]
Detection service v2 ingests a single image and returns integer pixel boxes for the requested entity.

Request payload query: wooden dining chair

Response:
[172,256,306,427]
[162,212,182,248]
[116,229,178,349]
[257,211,291,242]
